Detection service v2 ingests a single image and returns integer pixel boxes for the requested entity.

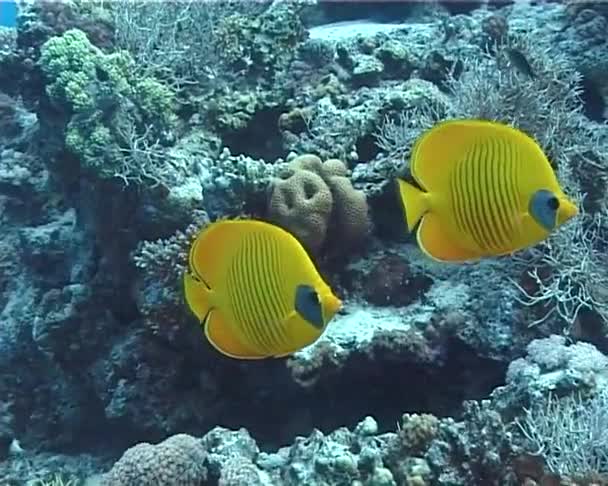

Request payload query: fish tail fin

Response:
[183,272,212,322]
[397,178,430,231]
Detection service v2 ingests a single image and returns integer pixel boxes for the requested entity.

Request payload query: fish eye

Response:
[547,196,559,210]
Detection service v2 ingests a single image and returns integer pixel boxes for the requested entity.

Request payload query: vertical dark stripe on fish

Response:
[246,234,275,353]
[458,152,482,250]
[466,145,490,251]
[481,140,503,249]
[475,141,497,250]
[450,160,466,235]
[508,142,522,241]
[485,138,505,247]
[188,237,205,283]
[228,251,257,352]
[240,237,269,353]
[250,233,275,344]
[493,137,513,247]
[264,235,290,347]
[254,232,284,350]
[476,141,495,249]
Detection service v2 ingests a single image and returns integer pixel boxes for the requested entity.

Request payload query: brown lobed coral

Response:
[267,154,370,254]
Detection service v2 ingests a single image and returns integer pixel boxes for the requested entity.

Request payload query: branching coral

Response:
[511,209,608,327]
[397,413,440,454]
[28,474,78,486]
[132,210,209,335]
[518,388,608,480]
[111,0,227,89]
[0,26,15,59]
[112,0,303,89]
[376,34,585,175]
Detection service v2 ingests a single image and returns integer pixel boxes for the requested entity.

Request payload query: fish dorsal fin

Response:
[411,119,512,191]
[204,309,266,360]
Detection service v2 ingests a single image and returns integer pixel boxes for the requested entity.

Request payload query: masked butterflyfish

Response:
[396,119,578,262]
[183,219,342,359]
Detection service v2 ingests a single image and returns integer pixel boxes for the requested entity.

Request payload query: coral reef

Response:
[1,1,608,485]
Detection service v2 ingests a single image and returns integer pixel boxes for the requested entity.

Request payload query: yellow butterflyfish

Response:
[397,119,578,262]
[183,219,342,359]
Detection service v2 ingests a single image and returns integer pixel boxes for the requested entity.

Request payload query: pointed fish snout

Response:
[327,294,342,316]
[561,197,579,221]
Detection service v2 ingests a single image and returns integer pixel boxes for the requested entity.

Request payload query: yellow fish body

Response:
[397,119,578,262]
[183,219,342,359]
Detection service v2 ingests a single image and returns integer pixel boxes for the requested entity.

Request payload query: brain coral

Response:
[100,433,207,486]
[268,154,370,253]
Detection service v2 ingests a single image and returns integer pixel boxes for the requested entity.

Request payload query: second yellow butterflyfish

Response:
[183,219,342,359]
[397,119,578,262]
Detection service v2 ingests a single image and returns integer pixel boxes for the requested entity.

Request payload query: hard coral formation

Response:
[268,153,370,253]
[219,456,270,486]
[493,335,608,412]
[39,28,176,184]
[214,1,307,80]
[397,413,439,454]
[100,434,207,486]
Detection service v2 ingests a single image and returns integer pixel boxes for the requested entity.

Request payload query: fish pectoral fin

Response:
[417,213,480,262]
[204,310,266,360]
[183,272,213,322]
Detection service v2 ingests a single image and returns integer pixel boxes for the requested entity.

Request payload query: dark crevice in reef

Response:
[222,106,287,161]
[356,134,381,164]
[438,1,486,16]
[209,336,506,451]
[307,0,490,27]
[580,75,606,122]
[313,1,417,24]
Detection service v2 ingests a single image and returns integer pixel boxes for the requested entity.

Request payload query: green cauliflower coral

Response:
[39,28,176,184]
[40,29,132,112]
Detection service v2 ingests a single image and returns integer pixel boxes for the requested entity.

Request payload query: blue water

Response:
[0,0,17,27]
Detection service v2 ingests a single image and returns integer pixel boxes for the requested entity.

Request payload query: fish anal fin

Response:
[417,213,481,262]
[204,310,266,360]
